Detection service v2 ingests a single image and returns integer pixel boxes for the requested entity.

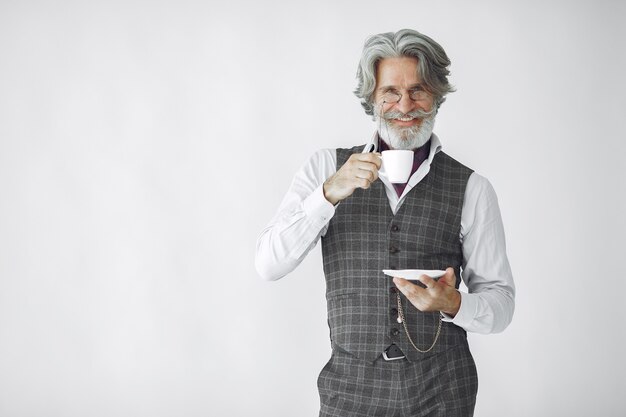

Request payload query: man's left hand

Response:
[393,267,461,317]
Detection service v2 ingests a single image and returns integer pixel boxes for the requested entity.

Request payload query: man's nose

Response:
[396,94,414,115]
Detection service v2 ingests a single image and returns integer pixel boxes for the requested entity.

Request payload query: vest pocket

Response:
[327,292,359,341]
[326,292,372,356]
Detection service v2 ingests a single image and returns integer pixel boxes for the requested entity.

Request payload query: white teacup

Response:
[381,150,413,183]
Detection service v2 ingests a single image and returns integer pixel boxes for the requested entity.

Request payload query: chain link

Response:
[396,293,442,353]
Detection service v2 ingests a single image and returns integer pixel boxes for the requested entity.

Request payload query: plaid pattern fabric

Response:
[318,345,478,417]
[321,146,474,363]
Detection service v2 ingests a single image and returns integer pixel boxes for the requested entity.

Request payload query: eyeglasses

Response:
[379,88,430,104]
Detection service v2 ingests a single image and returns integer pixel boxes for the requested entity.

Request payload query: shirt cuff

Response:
[440,291,478,328]
[302,184,336,226]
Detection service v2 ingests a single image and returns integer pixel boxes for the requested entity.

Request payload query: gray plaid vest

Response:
[321,145,474,362]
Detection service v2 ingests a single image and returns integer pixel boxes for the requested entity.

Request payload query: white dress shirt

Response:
[255,133,515,334]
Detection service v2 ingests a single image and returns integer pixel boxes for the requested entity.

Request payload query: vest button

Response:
[390,308,398,317]
[391,328,400,336]
[389,246,399,253]
[391,225,399,232]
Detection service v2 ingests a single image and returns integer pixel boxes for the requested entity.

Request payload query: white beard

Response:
[376,114,436,150]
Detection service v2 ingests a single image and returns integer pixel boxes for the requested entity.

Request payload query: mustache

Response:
[381,107,436,121]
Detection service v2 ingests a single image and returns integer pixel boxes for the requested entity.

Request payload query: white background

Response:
[1,1,625,416]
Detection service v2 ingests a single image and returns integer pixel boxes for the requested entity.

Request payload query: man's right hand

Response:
[323,153,382,205]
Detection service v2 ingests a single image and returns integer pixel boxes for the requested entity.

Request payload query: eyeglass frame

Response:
[376,85,432,105]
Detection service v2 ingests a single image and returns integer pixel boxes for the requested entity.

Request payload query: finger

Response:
[342,155,377,174]
[357,178,371,189]
[417,274,436,289]
[353,159,381,175]
[370,153,383,169]
[356,167,378,183]
[442,267,457,287]
[393,277,426,298]
[338,161,376,183]
[354,153,382,169]
[393,277,410,293]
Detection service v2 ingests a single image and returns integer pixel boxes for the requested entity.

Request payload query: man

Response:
[256,29,515,417]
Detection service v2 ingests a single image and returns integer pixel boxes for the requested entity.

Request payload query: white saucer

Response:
[382,269,446,280]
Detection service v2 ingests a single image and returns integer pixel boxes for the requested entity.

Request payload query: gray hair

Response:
[354,29,455,117]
